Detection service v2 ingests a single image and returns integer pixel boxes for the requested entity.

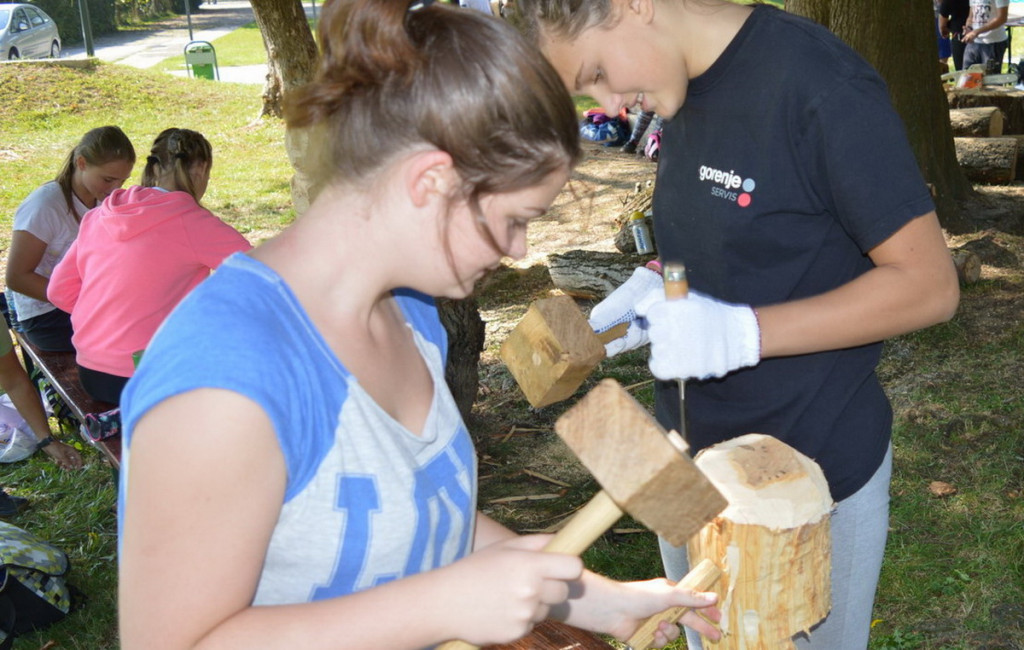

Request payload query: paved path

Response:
[62,0,311,84]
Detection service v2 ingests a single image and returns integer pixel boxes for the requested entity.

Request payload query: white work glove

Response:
[635,289,761,381]
[588,266,665,357]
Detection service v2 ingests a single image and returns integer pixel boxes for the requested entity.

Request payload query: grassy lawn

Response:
[2,37,1024,650]
[0,61,295,251]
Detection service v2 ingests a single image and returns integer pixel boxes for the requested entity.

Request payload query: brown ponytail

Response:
[54,126,136,220]
[285,0,580,203]
[141,128,213,202]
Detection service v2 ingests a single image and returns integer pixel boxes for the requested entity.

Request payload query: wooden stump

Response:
[686,434,833,650]
[951,247,982,285]
[953,137,1019,184]
[949,106,1005,136]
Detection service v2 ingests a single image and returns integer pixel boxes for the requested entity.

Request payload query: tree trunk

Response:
[785,0,976,233]
[250,0,318,118]
[436,297,486,423]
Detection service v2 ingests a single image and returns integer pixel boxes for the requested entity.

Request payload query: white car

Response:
[0,3,61,60]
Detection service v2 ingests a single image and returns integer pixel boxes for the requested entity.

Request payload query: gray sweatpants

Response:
[659,445,892,650]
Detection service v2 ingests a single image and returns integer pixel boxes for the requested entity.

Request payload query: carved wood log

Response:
[437,297,485,422]
[953,136,1019,184]
[547,250,652,299]
[687,434,833,650]
[949,106,1005,136]
[951,247,982,285]
[947,87,1024,134]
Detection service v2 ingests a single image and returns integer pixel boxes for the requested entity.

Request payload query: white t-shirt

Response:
[969,0,1010,44]
[9,181,85,321]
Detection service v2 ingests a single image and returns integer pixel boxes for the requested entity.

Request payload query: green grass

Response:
[2,435,120,649]
[0,61,295,253]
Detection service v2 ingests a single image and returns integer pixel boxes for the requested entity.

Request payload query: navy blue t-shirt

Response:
[652,5,935,501]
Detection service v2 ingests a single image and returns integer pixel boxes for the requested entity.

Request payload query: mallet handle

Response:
[435,491,624,650]
[595,321,630,346]
[625,559,722,650]
[541,488,624,555]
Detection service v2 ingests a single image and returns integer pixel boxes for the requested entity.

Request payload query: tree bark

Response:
[785,0,976,233]
[436,297,486,423]
[250,0,318,118]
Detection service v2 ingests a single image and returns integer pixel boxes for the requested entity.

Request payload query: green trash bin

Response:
[185,41,217,80]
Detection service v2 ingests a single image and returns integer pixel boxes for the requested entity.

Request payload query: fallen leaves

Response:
[929,480,958,498]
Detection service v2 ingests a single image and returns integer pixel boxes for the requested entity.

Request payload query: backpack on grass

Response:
[0,521,78,649]
[579,108,629,146]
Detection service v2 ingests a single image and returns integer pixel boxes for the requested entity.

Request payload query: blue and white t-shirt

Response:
[119,253,477,603]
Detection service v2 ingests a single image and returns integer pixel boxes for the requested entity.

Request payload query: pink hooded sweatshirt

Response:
[48,186,252,377]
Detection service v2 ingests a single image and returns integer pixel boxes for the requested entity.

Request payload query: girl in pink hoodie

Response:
[48,128,251,405]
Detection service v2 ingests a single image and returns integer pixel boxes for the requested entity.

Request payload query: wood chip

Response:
[622,379,654,392]
[499,425,549,444]
[485,495,565,505]
[929,480,958,497]
[522,469,572,488]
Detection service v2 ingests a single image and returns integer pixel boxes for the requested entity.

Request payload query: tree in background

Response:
[786,0,975,233]
[249,0,318,118]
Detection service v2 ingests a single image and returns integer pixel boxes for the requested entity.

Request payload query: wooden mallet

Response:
[439,379,728,650]
[499,294,628,408]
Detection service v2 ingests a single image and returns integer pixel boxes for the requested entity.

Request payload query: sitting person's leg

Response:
[77,364,129,406]
[0,490,29,518]
[622,110,655,154]
[17,308,75,352]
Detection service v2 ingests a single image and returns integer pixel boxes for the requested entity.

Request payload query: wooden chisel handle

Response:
[435,491,625,650]
[663,263,689,300]
[624,559,722,650]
